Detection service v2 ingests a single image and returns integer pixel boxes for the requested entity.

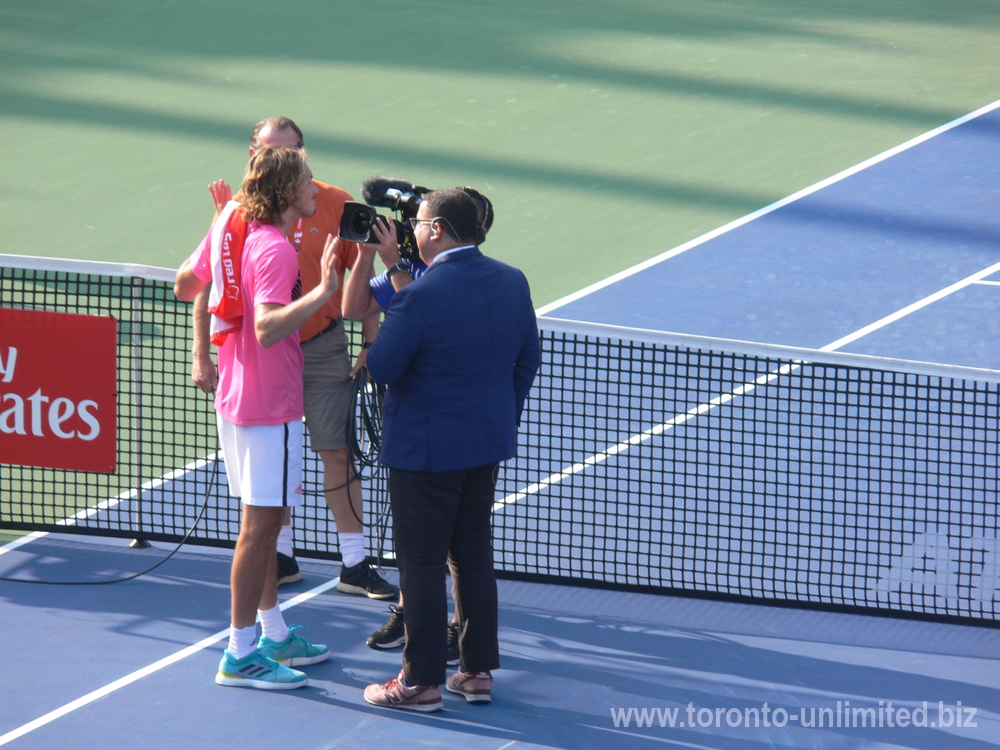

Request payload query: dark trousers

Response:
[389,463,501,686]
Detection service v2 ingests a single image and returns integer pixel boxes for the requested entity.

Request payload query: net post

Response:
[130,276,147,542]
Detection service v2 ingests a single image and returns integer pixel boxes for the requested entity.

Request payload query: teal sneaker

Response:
[258,625,330,667]
[215,649,308,689]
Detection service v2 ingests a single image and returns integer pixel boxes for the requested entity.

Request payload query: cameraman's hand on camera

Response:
[208,180,233,214]
[367,215,403,269]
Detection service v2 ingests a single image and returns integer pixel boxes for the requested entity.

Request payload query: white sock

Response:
[277,524,294,557]
[258,604,289,643]
[228,624,258,660]
[340,533,366,568]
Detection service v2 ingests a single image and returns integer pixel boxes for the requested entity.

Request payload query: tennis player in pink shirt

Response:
[175,146,340,689]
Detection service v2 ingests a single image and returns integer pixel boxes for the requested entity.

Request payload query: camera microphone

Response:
[361,176,419,207]
[349,176,428,262]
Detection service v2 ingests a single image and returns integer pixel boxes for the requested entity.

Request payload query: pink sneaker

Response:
[364,671,443,712]
[446,670,493,703]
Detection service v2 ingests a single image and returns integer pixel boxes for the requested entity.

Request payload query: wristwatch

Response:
[361,341,373,349]
[386,262,409,279]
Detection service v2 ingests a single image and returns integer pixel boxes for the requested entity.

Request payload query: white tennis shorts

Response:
[216,416,304,507]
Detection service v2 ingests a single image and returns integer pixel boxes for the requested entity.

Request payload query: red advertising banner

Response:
[0,308,117,473]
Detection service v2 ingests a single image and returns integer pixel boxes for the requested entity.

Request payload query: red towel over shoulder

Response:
[208,201,249,346]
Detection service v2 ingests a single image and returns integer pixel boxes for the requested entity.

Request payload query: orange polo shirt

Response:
[290,181,360,342]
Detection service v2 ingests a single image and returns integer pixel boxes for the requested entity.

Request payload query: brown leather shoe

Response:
[364,670,443,712]
[446,670,493,703]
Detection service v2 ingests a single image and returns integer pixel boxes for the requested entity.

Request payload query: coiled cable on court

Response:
[347,367,385,477]
[345,369,393,563]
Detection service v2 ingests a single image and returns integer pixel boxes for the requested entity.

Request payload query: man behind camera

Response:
[362,188,541,711]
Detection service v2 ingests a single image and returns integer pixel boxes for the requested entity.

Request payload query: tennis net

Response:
[2,256,998,624]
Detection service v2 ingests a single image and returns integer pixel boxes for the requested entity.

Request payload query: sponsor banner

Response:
[0,308,117,473]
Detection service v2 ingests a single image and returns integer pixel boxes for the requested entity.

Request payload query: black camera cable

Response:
[346,368,392,562]
[299,367,382,525]
[0,456,219,586]
[1,369,389,585]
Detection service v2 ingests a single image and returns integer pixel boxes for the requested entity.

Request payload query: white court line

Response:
[0,631,229,747]
[0,574,343,746]
[8,101,1000,743]
[511,98,1000,510]
[496,259,1000,511]
[536,97,1000,317]
[0,451,229,744]
[0,453,222,554]
[0,531,48,557]
[819,260,1000,353]
[494,364,798,510]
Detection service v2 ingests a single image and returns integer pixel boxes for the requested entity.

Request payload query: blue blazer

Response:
[366,246,541,472]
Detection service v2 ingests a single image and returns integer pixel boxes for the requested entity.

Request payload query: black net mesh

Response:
[2,261,998,623]
[497,325,1000,624]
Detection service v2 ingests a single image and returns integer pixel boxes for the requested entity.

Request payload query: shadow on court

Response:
[2,534,997,749]
[5,1,1000,274]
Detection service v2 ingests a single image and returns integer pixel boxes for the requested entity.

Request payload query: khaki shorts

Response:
[300,317,354,452]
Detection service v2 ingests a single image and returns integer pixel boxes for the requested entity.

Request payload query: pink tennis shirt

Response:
[190,222,304,425]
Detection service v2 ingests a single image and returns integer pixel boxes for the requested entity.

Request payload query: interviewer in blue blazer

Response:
[363,188,541,711]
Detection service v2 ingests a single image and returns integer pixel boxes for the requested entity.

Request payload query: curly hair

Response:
[239,147,308,225]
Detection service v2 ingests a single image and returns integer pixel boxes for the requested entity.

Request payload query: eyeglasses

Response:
[408,218,439,230]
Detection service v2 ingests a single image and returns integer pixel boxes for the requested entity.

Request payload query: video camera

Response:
[339,176,432,262]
